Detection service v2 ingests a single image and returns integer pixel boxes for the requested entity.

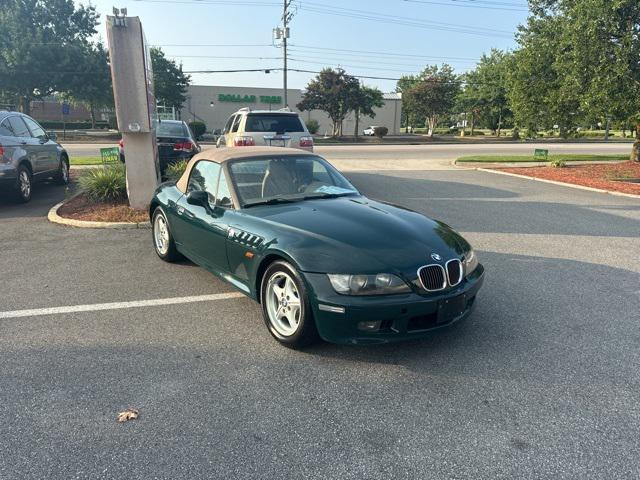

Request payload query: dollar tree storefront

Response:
[180,85,401,136]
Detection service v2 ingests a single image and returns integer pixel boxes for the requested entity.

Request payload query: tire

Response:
[14,164,32,203]
[260,260,320,348]
[55,156,70,185]
[152,207,181,262]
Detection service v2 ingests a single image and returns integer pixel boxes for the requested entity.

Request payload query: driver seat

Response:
[261,160,298,198]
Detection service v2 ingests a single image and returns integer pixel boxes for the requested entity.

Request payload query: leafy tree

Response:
[0,0,99,114]
[352,85,384,137]
[514,0,639,156]
[64,44,113,128]
[457,49,513,136]
[297,68,360,137]
[396,74,424,131]
[150,47,191,111]
[403,64,460,137]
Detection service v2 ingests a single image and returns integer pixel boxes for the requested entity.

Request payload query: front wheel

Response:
[260,260,320,348]
[152,207,181,262]
[55,156,69,185]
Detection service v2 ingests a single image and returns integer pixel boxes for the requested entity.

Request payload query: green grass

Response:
[456,154,629,163]
[70,156,102,165]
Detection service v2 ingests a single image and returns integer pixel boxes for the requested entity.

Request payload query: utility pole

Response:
[282,0,291,107]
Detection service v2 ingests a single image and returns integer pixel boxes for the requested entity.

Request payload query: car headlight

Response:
[462,248,479,277]
[327,273,411,296]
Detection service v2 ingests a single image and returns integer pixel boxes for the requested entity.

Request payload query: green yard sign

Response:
[100,147,120,165]
[534,148,549,161]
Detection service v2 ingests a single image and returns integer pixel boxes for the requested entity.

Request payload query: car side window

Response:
[216,171,233,208]
[231,115,242,133]
[23,117,47,139]
[0,120,14,136]
[7,116,31,137]
[223,115,235,134]
[187,161,221,208]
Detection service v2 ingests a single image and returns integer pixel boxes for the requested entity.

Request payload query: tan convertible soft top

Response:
[175,146,316,193]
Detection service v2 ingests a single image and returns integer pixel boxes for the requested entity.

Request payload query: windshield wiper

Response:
[302,192,355,200]
[243,197,299,208]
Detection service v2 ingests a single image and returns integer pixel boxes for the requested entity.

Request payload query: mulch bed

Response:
[58,193,149,223]
[498,161,640,195]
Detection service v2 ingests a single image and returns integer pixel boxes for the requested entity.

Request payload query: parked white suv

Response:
[217,108,314,151]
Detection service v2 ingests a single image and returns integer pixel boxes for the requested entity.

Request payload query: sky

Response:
[87,0,529,92]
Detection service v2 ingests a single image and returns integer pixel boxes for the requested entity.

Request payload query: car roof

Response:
[175,146,316,193]
[0,110,22,120]
[234,109,299,115]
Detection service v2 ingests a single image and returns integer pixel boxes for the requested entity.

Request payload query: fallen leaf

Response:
[116,408,139,423]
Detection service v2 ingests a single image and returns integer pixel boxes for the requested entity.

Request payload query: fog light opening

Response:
[357,320,382,332]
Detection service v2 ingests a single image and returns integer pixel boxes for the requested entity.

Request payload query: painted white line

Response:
[0,292,246,320]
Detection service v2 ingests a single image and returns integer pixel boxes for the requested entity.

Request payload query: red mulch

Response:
[498,161,640,195]
[58,193,148,223]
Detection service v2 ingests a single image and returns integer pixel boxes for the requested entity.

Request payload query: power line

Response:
[289,44,480,61]
[287,49,479,66]
[401,0,528,12]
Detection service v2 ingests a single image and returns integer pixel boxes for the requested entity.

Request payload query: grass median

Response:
[456,154,628,163]
[70,156,102,165]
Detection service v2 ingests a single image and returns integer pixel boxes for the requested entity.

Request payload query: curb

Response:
[48,195,151,229]
[476,168,640,199]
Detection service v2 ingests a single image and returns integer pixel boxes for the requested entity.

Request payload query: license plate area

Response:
[263,135,290,147]
[437,294,467,324]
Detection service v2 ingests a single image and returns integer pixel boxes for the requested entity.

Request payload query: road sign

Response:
[100,147,120,165]
[62,103,70,116]
[534,148,549,161]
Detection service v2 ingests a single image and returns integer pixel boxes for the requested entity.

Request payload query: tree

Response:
[352,85,384,138]
[297,68,360,137]
[150,47,191,111]
[457,50,513,136]
[403,65,460,137]
[0,0,99,114]
[516,0,639,157]
[65,44,113,128]
[396,74,423,131]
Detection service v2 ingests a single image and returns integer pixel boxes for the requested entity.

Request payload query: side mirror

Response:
[186,190,209,207]
[47,131,57,141]
[216,136,224,148]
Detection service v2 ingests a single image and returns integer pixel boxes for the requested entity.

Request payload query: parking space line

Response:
[0,293,245,320]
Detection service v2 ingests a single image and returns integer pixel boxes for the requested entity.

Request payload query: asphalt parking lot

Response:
[1,167,639,479]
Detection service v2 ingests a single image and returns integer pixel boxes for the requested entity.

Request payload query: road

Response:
[62,141,632,170]
[1,164,639,479]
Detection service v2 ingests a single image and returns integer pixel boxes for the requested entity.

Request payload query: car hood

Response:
[243,196,470,274]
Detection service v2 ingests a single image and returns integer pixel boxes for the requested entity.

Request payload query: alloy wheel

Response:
[19,170,31,199]
[265,271,302,337]
[153,213,170,256]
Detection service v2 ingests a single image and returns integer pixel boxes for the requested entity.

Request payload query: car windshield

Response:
[245,114,304,134]
[156,122,186,137]
[228,155,359,207]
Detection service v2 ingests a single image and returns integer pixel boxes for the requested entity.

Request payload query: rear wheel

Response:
[14,165,32,203]
[55,156,69,185]
[260,260,320,348]
[152,207,181,262]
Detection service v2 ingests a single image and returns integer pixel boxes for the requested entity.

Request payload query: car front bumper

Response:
[303,265,485,344]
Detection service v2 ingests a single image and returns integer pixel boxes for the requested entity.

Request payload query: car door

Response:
[5,116,41,172]
[172,160,230,272]
[22,116,58,173]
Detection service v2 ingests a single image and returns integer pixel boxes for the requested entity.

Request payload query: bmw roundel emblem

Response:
[431,253,442,262]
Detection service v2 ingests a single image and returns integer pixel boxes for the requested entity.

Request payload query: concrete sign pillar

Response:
[106,14,159,210]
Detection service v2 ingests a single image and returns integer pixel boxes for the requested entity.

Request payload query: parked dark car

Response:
[0,111,69,202]
[119,120,201,174]
[149,147,484,348]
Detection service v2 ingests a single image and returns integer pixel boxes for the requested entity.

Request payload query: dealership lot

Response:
[1,166,639,479]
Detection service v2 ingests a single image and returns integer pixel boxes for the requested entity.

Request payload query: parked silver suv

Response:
[217,108,314,151]
[0,111,69,202]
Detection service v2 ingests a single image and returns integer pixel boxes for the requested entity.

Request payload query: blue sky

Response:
[88,0,529,92]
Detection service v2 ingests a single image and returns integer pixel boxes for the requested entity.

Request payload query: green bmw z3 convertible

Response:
[149,146,484,347]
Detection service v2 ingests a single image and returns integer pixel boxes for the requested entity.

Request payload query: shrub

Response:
[79,165,127,202]
[373,126,388,139]
[306,118,320,134]
[188,121,206,140]
[165,159,189,181]
[549,158,566,168]
[39,120,110,130]
[473,131,485,136]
